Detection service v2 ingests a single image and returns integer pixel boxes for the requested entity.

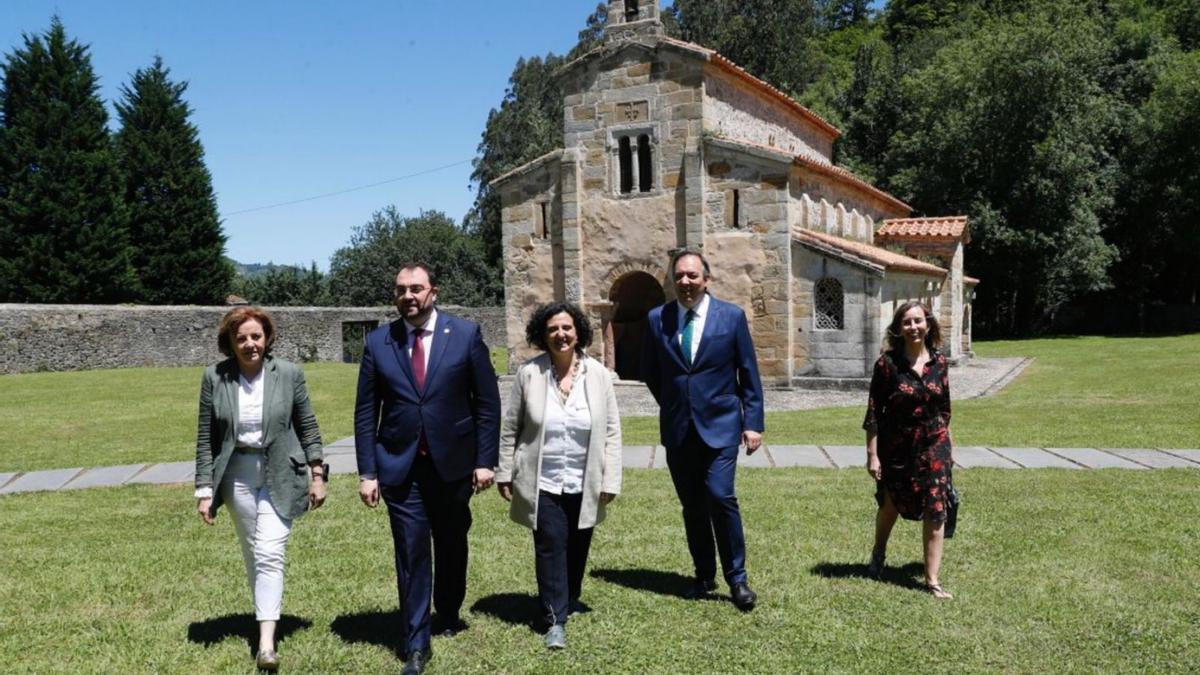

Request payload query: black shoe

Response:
[684,577,718,599]
[432,614,467,637]
[401,649,431,675]
[730,582,757,611]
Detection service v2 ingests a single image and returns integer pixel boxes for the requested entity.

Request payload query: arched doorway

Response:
[609,271,665,380]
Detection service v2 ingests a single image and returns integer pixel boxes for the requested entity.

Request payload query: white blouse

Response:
[538,362,591,495]
[236,370,266,448]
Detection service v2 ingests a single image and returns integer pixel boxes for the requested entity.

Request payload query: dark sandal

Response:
[866,549,886,579]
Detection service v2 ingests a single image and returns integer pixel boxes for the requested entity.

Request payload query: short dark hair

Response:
[885,300,942,353]
[525,302,593,354]
[669,247,711,279]
[217,306,277,357]
[397,261,438,288]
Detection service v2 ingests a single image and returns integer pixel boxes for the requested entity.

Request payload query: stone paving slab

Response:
[990,447,1080,469]
[651,446,670,469]
[326,453,360,476]
[0,472,16,489]
[1048,448,1145,470]
[769,445,831,468]
[1160,449,1200,465]
[63,464,147,490]
[623,446,653,469]
[127,461,194,485]
[738,447,773,468]
[952,446,1020,469]
[0,468,84,494]
[1105,449,1198,469]
[326,438,356,454]
[822,445,863,469]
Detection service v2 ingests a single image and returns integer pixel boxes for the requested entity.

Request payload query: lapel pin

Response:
[443,327,450,334]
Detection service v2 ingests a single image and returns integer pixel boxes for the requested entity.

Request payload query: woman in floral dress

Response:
[863,301,956,599]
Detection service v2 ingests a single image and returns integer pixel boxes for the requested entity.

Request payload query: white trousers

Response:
[220,451,293,621]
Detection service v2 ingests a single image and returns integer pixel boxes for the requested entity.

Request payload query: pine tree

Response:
[0,18,134,302]
[115,56,231,304]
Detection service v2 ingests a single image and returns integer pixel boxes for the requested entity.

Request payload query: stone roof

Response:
[877,216,969,243]
[793,227,947,277]
[706,136,912,215]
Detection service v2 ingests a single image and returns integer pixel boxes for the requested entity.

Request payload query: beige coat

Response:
[496,353,622,530]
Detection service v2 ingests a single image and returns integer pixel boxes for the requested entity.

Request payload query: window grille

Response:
[814,278,844,330]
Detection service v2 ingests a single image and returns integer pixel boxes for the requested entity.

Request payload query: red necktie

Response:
[412,328,429,455]
[412,328,426,391]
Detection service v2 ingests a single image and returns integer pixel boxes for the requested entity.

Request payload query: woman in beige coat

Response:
[496,302,622,650]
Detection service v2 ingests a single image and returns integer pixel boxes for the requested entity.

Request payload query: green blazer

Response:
[194,356,324,520]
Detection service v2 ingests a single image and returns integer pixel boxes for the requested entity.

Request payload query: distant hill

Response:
[227,259,307,278]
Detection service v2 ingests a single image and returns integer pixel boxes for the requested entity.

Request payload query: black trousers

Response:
[533,490,594,627]
[382,454,473,654]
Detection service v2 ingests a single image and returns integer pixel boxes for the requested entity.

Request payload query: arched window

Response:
[814,278,844,330]
[637,134,652,192]
[625,0,640,21]
[618,136,633,194]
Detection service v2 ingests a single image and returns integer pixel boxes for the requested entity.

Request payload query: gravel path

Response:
[499,357,1033,418]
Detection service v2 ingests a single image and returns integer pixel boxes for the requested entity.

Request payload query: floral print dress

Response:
[862,349,953,523]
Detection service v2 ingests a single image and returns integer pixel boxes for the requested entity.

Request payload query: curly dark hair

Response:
[217,306,277,357]
[525,302,592,354]
[884,300,942,353]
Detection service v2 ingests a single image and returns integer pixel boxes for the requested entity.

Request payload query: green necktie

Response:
[681,309,696,366]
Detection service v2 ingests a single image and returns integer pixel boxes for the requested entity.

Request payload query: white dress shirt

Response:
[406,307,438,372]
[236,369,266,448]
[538,360,591,495]
[677,293,710,364]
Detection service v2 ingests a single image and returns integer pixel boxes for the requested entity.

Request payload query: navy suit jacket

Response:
[641,295,765,450]
[354,311,501,486]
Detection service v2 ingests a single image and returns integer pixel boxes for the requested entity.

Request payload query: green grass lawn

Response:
[626,334,1200,447]
[1,335,1196,472]
[1,468,1196,673]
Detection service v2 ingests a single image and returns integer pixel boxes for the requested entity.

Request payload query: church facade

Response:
[491,0,976,385]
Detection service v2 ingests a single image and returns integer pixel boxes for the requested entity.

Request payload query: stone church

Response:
[491,0,976,385]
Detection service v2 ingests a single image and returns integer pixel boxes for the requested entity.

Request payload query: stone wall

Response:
[791,248,880,377]
[703,67,834,164]
[0,304,505,375]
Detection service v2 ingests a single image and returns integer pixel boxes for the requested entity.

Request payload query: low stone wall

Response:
[0,304,505,374]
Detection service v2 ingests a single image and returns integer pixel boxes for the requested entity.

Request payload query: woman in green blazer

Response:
[194,307,326,671]
[496,302,622,650]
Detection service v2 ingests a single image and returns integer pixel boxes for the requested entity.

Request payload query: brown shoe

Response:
[256,649,279,671]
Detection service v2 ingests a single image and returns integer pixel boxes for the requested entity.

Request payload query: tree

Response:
[0,18,134,302]
[670,0,825,97]
[885,5,1120,334]
[231,262,330,306]
[465,54,567,267]
[329,208,500,307]
[115,56,231,304]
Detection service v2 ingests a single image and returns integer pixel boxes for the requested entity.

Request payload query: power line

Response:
[220,158,474,218]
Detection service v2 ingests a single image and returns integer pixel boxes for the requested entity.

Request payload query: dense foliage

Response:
[0,19,135,302]
[328,208,498,307]
[116,57,231,304]
[230,262,331,306]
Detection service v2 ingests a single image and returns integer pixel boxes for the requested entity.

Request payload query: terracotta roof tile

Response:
[964,275,980,285]
[793,228,946,277]
[877,216,969,242]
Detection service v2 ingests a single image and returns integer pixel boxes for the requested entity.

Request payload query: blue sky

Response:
[3,1,623,269]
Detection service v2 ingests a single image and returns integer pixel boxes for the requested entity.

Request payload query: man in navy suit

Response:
[641,248,765,611]
[355,262,501,674]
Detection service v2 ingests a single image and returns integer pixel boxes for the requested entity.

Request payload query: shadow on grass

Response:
[590,567,703,600]
[470,592,541,632]
[329,609,403,656]
[187,613,312,655]
[810,561,927,592]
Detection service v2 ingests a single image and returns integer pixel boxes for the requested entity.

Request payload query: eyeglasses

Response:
[395,285,429,296]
